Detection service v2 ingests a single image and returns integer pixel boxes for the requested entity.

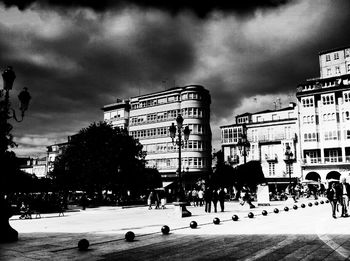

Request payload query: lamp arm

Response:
[9,108,24,122]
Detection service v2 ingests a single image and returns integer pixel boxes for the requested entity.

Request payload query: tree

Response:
[50,121,146,198]
[235,161,265,191]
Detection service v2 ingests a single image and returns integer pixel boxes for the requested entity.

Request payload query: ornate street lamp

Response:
[284,145,294,188]
[237,123,250,164]
[169,115,191,194]
[0,66,31,243]
[169,114,192,217]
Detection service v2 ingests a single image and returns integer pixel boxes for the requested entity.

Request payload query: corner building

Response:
[103,85,212,186]
[221,103,301,191]
[297,45,350,182]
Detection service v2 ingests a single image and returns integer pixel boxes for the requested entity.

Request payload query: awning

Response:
[162,181,174,188]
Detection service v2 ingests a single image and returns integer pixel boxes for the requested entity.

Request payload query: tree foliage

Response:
[50,121,160,194]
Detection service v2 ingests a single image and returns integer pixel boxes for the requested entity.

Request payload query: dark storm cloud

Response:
[0,9,198,150]
[202,0,350,127]
[1,0,294,17]
[2,0,350,155]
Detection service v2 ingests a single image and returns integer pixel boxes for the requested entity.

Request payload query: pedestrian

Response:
[204,186,212,213]
[147,191,154,210]
[212,188,218,213]
[326,182,341,218]
[241,185,255,209]
[198,189,204,206]
[218,187,226,212]
[340,178,350,217]
[80,193,88,211]
[191,188,198,206]
[154,191,160,209]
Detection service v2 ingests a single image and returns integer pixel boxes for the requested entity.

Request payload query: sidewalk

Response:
[1,197,350,260]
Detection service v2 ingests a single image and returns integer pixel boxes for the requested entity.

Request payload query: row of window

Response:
[303,115,315,124]
[302,98,314,107]
[130,124,206,139]
[143,140,208,153]
[130,92,203,110]
[130,108,206,125]
[303,112,350,123]
[302,92,350,107]
[304,133,318,142]
[147,157,209,169]
[304,130,350,142]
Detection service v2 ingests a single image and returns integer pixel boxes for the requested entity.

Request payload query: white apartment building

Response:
[297,45,350,182]
[102,99,130,129]
[103,85,212,184]
[221,103,301,190]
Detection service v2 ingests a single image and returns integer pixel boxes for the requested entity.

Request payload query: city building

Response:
[46,138,72,174]
[221,102,301,191]
[103,85,212,185]
[297,45,350,182]
[102,99,130,129]
[19,156,47,178]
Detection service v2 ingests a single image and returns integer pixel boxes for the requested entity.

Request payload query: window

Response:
[268,163,275,176]
[322,94,334,105]
[344,92,350,103]
[326,54,331,62]
[302,97,314,107]
[327,68,331,76]
[346,49,350,58]
[304,133,318,142]
[345,130,350,139]
[334,52,339,60]
[272,114,278,121]
[348,64,350,72]
[324,130,338,140]
[336,66,341,74]
[343,111,350,121]
[158,97,167,104]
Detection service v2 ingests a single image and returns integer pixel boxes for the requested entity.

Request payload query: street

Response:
[1,198,350,260]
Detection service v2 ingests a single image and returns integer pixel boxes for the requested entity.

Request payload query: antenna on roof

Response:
[162,80,167,90]
[277,98,281,109]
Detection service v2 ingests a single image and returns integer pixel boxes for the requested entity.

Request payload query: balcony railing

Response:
[302,156,347,164]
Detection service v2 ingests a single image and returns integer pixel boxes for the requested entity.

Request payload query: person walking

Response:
[191,188,198,207]
[198,189,204,206]
[147,191,154,210]
[204,186,213,213]
[212,189,218,213]
[218,187,226,212]
[327,182,342,218]
[340,178,350,217]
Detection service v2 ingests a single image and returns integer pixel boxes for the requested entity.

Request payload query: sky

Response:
[1,0,350,157]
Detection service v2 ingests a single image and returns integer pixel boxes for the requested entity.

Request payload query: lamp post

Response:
[0,66,31,243]
[169,114,190,200]
[237,123,250,164]
[284,145,294,188]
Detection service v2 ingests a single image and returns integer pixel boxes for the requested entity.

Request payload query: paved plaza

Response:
[1,198,350,260]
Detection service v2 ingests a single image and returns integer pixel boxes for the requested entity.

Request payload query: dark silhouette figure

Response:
[204,186,212,213]
[80,194,88,210]
[218,188,226,212]
[212,189,218,213]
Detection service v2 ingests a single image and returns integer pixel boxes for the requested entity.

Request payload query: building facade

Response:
[297,45,350,182]
[19,156,48,178]
[102,99,130,129]
[221,103,301,189]
[103,85,212,184]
